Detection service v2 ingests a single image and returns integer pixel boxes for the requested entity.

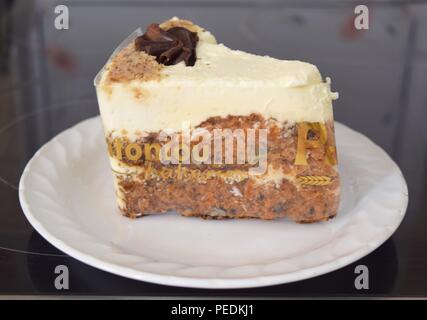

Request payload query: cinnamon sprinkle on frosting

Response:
[106,43,163,83]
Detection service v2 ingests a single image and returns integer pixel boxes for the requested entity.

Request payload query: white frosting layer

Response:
[96,18,338,136]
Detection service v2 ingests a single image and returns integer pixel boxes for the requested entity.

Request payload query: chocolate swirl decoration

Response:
[134,24,198,66]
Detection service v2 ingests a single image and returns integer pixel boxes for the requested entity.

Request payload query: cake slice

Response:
[95,17,340,222]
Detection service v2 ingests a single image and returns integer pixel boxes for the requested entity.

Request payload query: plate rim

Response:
[18,116,408,289]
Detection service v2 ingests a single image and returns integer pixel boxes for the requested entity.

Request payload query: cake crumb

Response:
[132,87,149,100]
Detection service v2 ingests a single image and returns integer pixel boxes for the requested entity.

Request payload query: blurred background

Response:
[0,0,426,296]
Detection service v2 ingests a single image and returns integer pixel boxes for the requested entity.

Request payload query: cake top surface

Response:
[99,17,323,88]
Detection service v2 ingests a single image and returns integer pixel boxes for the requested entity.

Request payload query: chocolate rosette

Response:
[135,23,198,66]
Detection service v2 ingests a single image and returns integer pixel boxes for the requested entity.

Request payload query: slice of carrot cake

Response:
[95,17,340,222]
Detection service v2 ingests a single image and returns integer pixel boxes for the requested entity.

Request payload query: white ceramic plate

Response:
[19,117,408,289]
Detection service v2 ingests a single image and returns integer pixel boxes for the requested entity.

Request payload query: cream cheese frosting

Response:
[96,17,338,137]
